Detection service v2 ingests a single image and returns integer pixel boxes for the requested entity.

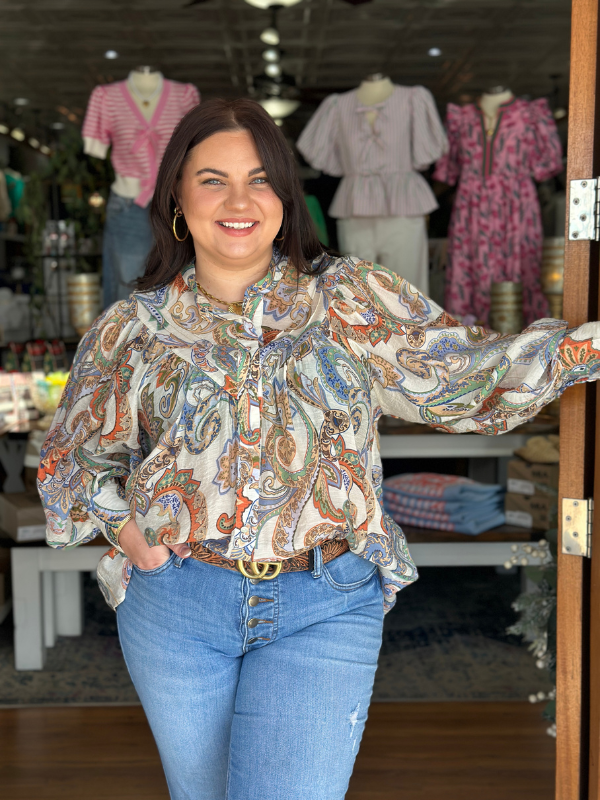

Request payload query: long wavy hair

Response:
[136,98,325,291]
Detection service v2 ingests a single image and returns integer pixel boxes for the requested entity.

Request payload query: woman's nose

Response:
[225,183,251,210]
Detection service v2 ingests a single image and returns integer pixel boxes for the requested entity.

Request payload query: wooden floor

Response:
[0,702,555,799]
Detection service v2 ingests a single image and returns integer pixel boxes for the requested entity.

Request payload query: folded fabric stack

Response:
[382,473,506,536]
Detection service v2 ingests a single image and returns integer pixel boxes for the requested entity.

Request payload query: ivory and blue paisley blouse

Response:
[37,251,600,612]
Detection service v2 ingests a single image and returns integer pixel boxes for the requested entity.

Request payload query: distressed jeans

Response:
[102,190,153,309]
[116,546,385,800]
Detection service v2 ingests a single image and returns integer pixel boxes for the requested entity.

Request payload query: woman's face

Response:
[177,129,284,270]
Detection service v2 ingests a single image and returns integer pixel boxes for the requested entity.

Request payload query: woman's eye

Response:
[203,179,223,185]
[252,177,268,184]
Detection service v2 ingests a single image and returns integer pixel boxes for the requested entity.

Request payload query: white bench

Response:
[11,546,104,670]
[11,539,530,671]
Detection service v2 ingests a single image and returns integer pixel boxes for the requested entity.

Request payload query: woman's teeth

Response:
[218,221,256,229]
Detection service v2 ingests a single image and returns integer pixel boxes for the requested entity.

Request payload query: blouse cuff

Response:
[558,324,600,386]
[106,513,132,547]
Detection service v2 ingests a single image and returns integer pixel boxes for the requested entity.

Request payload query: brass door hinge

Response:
[562,498,593,558]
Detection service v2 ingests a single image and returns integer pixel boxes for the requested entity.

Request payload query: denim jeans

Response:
[116,546,385,800]
[102,191,153,308]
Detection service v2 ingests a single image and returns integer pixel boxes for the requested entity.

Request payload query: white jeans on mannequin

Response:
[337,215,429,295]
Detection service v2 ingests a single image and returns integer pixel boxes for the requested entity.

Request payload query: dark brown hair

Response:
[136,98,325,291]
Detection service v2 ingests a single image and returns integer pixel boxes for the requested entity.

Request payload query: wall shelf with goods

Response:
[377,413,559,561]
[0,125,112,355]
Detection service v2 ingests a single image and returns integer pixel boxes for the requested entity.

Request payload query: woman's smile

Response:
[216,218,260,236]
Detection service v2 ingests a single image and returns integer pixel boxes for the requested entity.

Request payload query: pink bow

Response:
[132,127,161,207]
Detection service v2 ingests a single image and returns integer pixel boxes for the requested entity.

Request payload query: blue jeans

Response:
[102,191,153,308]
[116,546,384,800]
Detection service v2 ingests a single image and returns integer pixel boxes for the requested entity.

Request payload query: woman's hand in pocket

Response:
[118,520,192,570]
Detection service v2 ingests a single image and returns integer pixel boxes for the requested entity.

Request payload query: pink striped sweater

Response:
[82,79,200,207]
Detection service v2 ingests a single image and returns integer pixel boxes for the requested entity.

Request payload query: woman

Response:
[38,98,600,799]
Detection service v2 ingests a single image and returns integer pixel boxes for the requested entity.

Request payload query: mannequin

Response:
[82,69,200,307]
[129,66,163,119]
[297,73,447,293]
[83,67,164,201]
[479,86,514,137]
[355,74,395,126]
[433,86,562,325]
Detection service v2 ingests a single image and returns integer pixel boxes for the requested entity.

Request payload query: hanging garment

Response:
[337,215,428,292]
[0,171,11,221]
[297,85,447,219]
[82,79,200,207]
[433,97,563,325]
[4,169,25,214]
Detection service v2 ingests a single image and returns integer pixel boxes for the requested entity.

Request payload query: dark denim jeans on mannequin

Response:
[116,546,385,800]
[102,191,153,308]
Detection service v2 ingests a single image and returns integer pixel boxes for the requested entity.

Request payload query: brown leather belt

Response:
[189,538,349,579]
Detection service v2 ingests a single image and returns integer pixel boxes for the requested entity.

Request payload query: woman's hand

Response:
[118,519,192,570]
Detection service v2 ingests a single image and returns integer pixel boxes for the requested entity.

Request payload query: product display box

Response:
[505,492,558,529]
[506,459,559,497]
[0,492,47,542]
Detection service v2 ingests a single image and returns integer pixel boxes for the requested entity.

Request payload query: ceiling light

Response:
[262,48,280,63]
[260,27,280,45]
[40,145,51,155]
[0,124,8,135]
[51,122,65,130]
[10,128,25,142]
[245,0,302,8]
[265,62,282,78]
[28,137,40,148]
[14,98,29,106]
[104,50,119,59]
[428,47,442,57]
[258,97,300,119]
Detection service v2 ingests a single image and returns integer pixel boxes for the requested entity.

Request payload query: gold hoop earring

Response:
[173,207,189,242]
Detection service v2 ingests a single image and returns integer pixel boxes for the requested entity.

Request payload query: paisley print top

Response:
[37,251,600,612]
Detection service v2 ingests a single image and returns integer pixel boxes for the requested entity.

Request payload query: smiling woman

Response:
[137,97,324,297]
[37,96,600,800]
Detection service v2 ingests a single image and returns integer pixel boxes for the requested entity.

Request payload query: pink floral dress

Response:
[433,98,563,325]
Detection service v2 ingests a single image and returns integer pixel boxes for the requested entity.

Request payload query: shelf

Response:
[401,523,545,544]
[378,433,529,459]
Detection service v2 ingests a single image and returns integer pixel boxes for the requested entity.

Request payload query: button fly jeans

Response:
[116,546,385,800]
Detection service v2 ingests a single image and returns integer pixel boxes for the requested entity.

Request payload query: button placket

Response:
[242,575,277,650]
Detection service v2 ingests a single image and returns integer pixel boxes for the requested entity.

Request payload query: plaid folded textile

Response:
[383,473,503,502]
[382,473,506,535]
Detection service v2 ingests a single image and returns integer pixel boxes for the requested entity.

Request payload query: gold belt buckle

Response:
[236,559,282,581]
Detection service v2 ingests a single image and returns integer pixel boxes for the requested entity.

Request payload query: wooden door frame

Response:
[558,1,600,797]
